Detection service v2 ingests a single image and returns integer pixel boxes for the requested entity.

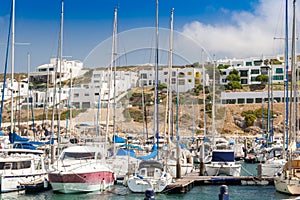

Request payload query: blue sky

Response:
[0,0,292,72]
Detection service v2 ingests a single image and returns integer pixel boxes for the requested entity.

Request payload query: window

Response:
[254,60,263,66]
[275,68,283,74]
[222,79,227,83]
[246,61,252,66]
[241,79,248,84]
[246,98,254,103]
[141,73,147,79]
[188,79,192,83]
[164,71,168,75]
[172,71,176,77]
[195,72,200,78]
[171,78,176,84]
[149,80,152,85]
[273,75,284,80]
[74,93,79,98]
[187,72,192,76]
[178,79,185,85]
[94,80,100,83]
[94,74,101,78]
[222,71,226,75]
[178,72,185,78]
[84,93,89,96]
[238,99,245,104]
[251,69,259,74]
[251,77,257,82]
[240,70,248,77]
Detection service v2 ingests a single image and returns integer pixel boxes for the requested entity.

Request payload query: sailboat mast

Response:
[201,50,206,137]
[105,7,117,153]
[10,0,15,134]
[112,7,118,154]
[154,0,160,157]
[291,0,297,144]
[27,53,30,135]
[284,0,289,151]
[167,8,174,143]
[212,58,216,147]
[57,0,64,156]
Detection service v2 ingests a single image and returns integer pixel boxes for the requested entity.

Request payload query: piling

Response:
[199,141,205,176]
[144,188,155,200]
[218,185,229,200]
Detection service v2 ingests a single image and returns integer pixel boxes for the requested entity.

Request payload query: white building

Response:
[0,78,28,101]
[25,69,139,109]
[30,58,84,84]
[138,67,207,93]
[218,57,285,85]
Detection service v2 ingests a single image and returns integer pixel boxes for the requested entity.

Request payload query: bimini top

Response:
[211,150,235,162]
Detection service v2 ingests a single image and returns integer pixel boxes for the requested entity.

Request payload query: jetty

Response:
[164,171,274,194]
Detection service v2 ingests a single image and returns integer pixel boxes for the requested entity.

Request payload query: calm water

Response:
[1,163,299,200]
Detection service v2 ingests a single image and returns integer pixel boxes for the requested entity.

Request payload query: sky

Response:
[0,0,296,72]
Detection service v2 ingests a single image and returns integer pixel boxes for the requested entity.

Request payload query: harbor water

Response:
[0,163,298,200]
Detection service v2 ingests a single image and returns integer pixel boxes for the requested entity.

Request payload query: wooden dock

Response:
[164,172,274,194]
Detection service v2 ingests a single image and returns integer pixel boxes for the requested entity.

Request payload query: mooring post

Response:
[144,188,155,200]
[219,185,229,200]
[199,141,205,176]
[243,138,247,159]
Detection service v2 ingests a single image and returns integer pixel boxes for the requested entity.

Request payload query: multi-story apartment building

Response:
[29,58,84,84]
[218,57,285,86]
[138,66,208,93]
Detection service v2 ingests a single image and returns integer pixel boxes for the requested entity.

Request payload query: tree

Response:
[245,114,256,127]
[226,69,241,82]
[225,69,242,90]
[227,81,243,90]
[255,74,269,83]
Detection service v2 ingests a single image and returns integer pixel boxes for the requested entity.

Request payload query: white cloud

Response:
[181,0,290,59]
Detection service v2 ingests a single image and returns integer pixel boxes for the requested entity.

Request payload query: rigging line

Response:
[0,1,12,129]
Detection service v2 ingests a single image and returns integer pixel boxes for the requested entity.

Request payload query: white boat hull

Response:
[0,173,48,193]
[205,163,241,176]
[127,176,170,193]
[275,178,300,195]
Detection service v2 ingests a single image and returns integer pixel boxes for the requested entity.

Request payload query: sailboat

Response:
[126,1,172,193]
[204,60,241,177]
[274,0,300,195]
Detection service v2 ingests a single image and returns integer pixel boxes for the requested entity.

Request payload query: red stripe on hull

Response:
[49,171,114,184]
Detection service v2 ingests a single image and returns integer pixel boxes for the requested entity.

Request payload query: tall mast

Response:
[113,7,118,154]
[10,0,15,134]
[201,50,206,137]
[284,0,289,151]
[105,7,117,153]
[154,0,159,158]
[212,58,216,147]
[27,53,30,135]
[291,0,297,145]
[57,0,64,156]
[167,8,174,143]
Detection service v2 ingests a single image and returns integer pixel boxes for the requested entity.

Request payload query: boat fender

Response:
[101,179,106,191]
[137,175,143,179]
[44,178,49,189]
[277,171,281,176]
